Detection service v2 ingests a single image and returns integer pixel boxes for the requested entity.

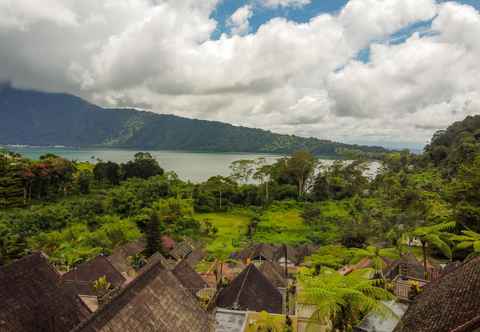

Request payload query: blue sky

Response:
[211,0,480,39]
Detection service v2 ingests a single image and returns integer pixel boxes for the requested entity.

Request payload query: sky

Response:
[0,0,479,149]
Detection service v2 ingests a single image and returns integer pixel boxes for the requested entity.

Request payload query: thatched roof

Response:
[383,253,427,280]
[72,254,214,332]
[61,256,126,296]
[393,256,480,332]
[258,260,287,288]
[106,239,145,276]
[172,259,208,295]
[0,252,90,332]
[232,244,277,262]
[216,264,283,314]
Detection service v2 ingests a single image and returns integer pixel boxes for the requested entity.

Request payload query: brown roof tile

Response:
[72,253,214,332]
[393,256,480,332]
[258,261,287,288]
[61,256,126,296]
[216,264,283,314]
[0,252,90,332]
[172,259,208,295]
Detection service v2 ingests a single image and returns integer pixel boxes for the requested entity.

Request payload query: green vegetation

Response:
[0,86,387,157]
[195,210,252,257]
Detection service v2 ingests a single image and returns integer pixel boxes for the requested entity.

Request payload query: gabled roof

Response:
[106,239,145,276]
[172,259,208,295]
[0,252,90,332]
[258,260,287,288]
[383,253,427,280]
[72,254,214,332]
[232,244,277,262]
[216,264,283,314]
[274,245,299,264]
[61,256,126,296]
[393,256,480,332]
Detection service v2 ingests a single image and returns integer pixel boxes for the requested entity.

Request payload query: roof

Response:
[274,245,299,264]
[170,240,194,260]
[258,260,287,288]
[216,264,283,314]
[0,252,90,332]
[383,253,427,280]
[61,256,126,296]
[173,259,208,295]
[232,244,277,262]
[72,253,214,332]
[215,308,247,332]
[185,248,206,267]
[354,301,408,332]
[106,239,145,276]
[393,256,480,332]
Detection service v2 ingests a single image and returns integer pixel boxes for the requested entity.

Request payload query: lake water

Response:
[4,146,379,182]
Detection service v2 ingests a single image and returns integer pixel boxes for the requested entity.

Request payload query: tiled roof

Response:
[61,256,126,296]
[216,264,283,314]
[383,253,427,280]
[106,239,145,276]
[0,252,90,332]
[172,259,208,295]
[258,260,287,288]
[72,254,215,332]
[393,256,480,332]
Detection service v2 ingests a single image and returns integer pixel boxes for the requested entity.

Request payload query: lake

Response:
[4,146,378,182]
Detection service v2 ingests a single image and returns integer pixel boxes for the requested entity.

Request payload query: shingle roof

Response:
[232,244,277,262]
[393,256,480,332]
[106,239,145,276]
[274,245,300,264]
[383,253,427,280]
[0,252,90,332]
[216,264,283,314]
[258,260,287,288]
[61,256,126,296]
[72,253,214,332]
[172,259,208,295]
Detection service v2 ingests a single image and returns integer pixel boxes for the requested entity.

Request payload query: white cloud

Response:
[0,0,478,147]
[227,5,253,35]
[260,0,311,8]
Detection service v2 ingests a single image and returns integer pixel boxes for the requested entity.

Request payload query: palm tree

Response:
[298,269,395,332]
[412,222,455,279]
[451,230,480,258]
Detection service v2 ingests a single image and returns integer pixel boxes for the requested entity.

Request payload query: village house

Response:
[0,252,90,332]
[393,256,480,332]
[71,253,215,332]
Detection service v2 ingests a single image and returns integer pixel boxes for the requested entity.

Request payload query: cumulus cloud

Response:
[0,0,479,147]
[260,0,311,9]
[227,5,253,35]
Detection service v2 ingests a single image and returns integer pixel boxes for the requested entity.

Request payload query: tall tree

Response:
[145,213,162,257]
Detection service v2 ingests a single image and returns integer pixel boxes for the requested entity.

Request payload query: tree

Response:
[122,152,164,180]
[273,150,317,198]
[413,222,455,279]
[230,159,256,184]
[350,246,399,279]
[94,161,121,185]
[451,230,480,258]
[254,161,273,203]
[298,269,394,332]
[145,213,162,257]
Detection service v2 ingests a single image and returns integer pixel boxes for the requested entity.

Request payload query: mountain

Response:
[0,84,387,156]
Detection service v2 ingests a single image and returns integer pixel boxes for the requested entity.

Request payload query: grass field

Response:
[194,210,252,257]
[253,201,309,245]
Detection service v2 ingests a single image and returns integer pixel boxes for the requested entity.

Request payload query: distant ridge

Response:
[0,86,388,156]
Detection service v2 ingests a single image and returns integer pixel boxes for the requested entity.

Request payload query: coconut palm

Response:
[413,222,455,279]
[298,269,395,332]
[451,230,480,258]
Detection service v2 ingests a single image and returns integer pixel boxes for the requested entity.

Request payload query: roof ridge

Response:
[70,253,167,331]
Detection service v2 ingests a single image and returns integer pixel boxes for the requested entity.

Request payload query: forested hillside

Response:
[0,84,386,156]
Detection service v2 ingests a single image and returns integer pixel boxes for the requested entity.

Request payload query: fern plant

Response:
[298,268,395,332]
[451,230,480,258]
